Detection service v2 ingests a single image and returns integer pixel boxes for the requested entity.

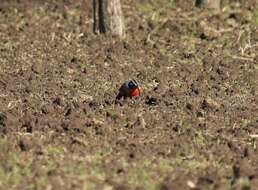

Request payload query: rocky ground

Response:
[0,0,257,189]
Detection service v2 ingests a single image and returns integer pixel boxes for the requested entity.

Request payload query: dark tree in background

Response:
[195,0,221,10]
[195,0,203,7]
[93,0,106,34]
[93,0,125,38]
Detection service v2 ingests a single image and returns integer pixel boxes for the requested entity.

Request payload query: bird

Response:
[116,79,140,100]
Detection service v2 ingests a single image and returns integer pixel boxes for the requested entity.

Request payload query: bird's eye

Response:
[128,81,135,88]
[128,79,138,88]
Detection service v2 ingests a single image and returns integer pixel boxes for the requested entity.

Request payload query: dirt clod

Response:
[146,96,158,106]
[0,112,6,128]
[0,0,257,189]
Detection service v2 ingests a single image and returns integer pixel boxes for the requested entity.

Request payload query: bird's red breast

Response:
[129,87,140,97]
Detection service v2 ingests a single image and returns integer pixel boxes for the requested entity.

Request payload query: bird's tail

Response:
[116,93,122,100]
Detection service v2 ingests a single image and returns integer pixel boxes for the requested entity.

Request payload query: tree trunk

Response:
[195,0,221,11]
[98,0,106,33]
[93,0,97,33]
[108,0,125,38]
[195,0,203,8]
[93,0,106,34]
[205,0,220,10]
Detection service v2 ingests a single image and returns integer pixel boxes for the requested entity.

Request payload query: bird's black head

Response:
[128,79,138,89]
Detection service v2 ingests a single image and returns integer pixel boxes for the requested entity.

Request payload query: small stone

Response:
[53,97,62,106]
[70,57,78,64]
[146,96,158,106]
[18,137,32,151]
[41,104,54,114]
[31,63,43,74]
[0,112,6,128]
[187,180,196,189]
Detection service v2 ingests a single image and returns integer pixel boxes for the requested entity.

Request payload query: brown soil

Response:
[0,0,257,189]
